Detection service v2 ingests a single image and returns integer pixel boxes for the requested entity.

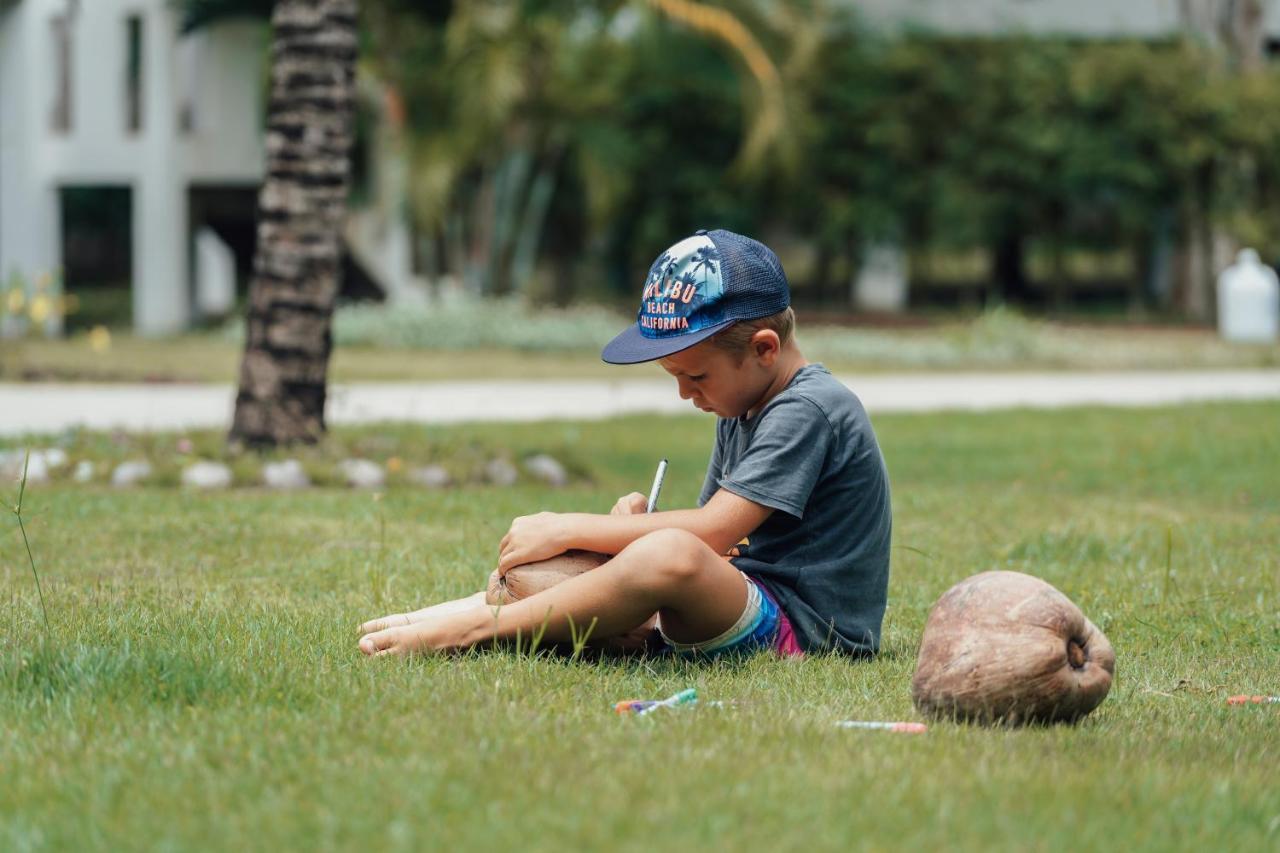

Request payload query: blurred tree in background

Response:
[359,0,813,305]
[355,2,1280,320]
[184,0,1280,322]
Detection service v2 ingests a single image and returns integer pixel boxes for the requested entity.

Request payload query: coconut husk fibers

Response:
[485,550,657,652]
[911,570,1116,725]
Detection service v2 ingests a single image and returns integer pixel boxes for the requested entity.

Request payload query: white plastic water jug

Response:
[1217,248,1279,343]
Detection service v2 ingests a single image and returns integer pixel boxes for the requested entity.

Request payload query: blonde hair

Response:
[708,307,795,360]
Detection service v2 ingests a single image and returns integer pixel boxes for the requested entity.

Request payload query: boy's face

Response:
[658,340,772,419]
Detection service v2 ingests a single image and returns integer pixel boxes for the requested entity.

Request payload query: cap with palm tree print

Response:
[601,229,791,364]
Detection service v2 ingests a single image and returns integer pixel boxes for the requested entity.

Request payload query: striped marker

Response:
[615,687,698,716]
[836,720,928,734]
[1227,695,1280,705]
[637,687,697,716]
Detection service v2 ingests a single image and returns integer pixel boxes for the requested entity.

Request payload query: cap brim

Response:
[600,319,735,364]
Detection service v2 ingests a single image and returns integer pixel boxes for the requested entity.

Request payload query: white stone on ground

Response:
[484,458,519,486]
[340,458,385,489]
[2,451,25,483]
[112,460,153,487]
[26,455,50,483]
[72,460,95,483]
[408,464,451,488]
[524,454,568,487]
[40,448,68,469]
[263,459,311,490]
[182,461,233,489]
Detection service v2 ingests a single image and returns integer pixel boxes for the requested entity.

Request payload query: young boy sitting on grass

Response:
[358,229,892,658]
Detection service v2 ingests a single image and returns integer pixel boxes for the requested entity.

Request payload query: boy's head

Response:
[601,229,797,418]
[601,228,791,365]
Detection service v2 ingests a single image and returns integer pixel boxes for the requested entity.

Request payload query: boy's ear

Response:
[750,329,781,364]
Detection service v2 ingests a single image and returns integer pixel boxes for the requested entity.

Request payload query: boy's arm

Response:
[497,489,771,573]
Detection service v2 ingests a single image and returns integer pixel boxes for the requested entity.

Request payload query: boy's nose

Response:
[675,378,693,399]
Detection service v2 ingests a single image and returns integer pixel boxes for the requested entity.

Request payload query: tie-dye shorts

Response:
[656,573,803,657]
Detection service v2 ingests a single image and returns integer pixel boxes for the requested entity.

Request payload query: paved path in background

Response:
[2,370,1278,436]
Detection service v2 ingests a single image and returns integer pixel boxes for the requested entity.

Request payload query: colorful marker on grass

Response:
[614,699,655,714]
[1227,695,1280,705]
[835,720,928,734]
[615,687,697,716]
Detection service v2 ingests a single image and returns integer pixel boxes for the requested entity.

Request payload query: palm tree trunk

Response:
[511,145,562,299]
[1179,165,1219,324]
[488,142,534,296]
[230,0,358,447]
[993,230,1033,306]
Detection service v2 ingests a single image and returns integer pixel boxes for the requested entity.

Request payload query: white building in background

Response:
[851,0,1280,40]
[0,0,269,335]
[0,0,423,337]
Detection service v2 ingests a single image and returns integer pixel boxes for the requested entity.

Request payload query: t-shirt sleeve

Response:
[697,421,725,508]
[717,396,833,519]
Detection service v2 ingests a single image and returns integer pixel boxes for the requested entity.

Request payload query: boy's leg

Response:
[358,591,488,635]
[358,529,748,656]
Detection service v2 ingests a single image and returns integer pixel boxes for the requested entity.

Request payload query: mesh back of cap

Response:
[709,229,791,320]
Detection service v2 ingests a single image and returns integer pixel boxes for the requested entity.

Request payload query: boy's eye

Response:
[689,375,705,382]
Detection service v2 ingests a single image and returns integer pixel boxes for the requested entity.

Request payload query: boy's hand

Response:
[498,512,571,574]
[610,492,648,515]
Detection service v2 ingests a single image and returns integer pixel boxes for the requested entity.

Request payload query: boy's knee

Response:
[628,528,708,585]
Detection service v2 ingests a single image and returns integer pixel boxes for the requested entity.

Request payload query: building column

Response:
[133,176,188,335]
[132,2,189,336]
[0,4,63,338]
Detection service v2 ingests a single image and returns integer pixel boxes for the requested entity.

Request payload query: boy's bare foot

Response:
[358,591,488,634]
[359,614,472,657]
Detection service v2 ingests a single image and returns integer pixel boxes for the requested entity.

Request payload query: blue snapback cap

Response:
[601,228,791,364]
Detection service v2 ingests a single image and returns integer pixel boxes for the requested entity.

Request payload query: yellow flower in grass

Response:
[29,295,52,324]
[386,456,403,474]
[88,325,112,352]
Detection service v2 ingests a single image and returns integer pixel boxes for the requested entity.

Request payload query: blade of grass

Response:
[12,450,50,630]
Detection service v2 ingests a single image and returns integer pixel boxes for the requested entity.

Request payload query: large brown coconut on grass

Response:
[911,571,1115,725]
[485,550,657,653]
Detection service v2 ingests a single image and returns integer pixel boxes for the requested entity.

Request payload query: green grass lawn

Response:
[0,336,610,383]
[2,403,1278,850]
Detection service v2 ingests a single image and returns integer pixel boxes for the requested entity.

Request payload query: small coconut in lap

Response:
[486,550,659,653]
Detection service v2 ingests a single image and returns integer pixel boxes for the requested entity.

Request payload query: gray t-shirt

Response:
[698,364,892,655]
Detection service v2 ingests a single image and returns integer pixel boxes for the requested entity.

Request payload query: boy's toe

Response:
[358,614,407,635]
[359,630,396,656]
[359,622,447,657]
